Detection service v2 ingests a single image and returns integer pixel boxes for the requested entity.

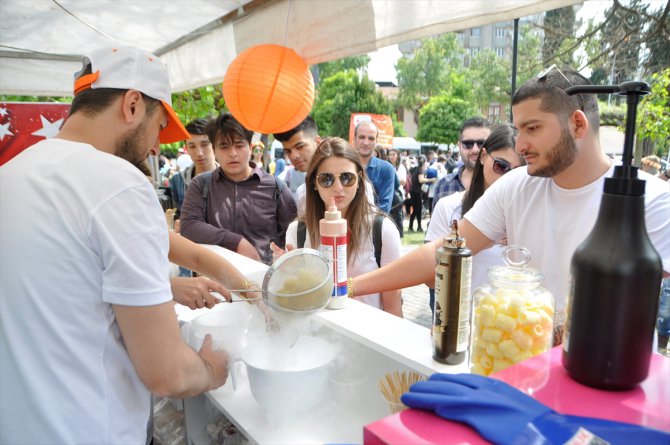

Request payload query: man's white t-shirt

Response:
[286,215,401,309]
[0,139,172,444]
[426,191,505,292]
[464,165,670,312]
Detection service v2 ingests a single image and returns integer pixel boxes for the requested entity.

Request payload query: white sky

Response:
[366,0,666,83]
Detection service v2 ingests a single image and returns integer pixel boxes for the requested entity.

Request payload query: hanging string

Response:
[283,0,293,47]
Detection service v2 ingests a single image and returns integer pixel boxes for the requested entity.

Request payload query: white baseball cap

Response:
[73,45,189,144]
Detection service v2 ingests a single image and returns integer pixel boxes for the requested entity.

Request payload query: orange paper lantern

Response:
[223,44,315,134]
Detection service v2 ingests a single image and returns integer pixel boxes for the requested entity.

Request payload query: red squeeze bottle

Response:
[320,198,348,309]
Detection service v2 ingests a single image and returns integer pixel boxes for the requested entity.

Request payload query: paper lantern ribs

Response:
[223,44,315,134]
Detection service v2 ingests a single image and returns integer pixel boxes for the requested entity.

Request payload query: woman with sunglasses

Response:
[425,124,524,294]
[251,141,268,173]
[284,137,403,316]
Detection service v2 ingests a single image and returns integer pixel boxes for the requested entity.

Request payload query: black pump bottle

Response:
[562,81,663,390]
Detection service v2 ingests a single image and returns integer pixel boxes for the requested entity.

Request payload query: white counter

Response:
[175,246,468,444]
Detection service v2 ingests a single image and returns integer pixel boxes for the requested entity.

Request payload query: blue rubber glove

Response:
[401,373,670,445]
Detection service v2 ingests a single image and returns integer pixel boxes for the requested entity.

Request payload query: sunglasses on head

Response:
[491,157,513,175]
[316,172,358,188]
[461,139,486,149]
[537,64,585,111]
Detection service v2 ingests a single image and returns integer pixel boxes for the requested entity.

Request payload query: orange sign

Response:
[349,113,394,148]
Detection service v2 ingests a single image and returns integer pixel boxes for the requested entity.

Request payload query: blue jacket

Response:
[366,156,397,213]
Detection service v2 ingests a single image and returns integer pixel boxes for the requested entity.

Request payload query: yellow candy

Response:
[499,339,520,359]
[494,313,517,333]
[486,342,504,359]
[511,350,533,364]
[482,328,503,343]
[492,358,513,373]
[511,329,533,351]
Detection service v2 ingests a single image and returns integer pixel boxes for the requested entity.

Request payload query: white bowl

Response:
[237,336,337,423]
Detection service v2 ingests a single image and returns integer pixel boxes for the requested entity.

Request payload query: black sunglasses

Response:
[461,139,486,149]
[491,157,513,175]
[316,172,358,188]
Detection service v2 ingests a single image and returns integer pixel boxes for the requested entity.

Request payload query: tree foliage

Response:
[316,55,370,81]
[416,94,478,144]
[542,6,577,67]
[312,70,393,138]
[395,34,465,109]
[636,68,670,155]
[470,49,511,111]
[171,85,225,125]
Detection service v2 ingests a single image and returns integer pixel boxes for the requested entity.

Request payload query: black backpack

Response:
[296,213,385,268]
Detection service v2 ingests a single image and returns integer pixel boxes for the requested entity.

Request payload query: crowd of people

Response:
[1,43,669,444]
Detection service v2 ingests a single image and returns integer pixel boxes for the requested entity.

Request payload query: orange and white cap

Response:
[73,45,189,144]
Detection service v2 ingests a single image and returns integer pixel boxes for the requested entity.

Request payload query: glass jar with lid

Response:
[470,245,554,376]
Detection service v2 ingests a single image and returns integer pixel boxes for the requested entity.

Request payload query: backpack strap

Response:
[200,171,213,221]
[297,221,307,248]
[373,213,384,268]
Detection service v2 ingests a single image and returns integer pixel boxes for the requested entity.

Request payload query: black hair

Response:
[205,112,252,147]
[512,67,599,131]
[69,63,160,117]
[461,124,521,214]
[459,117,489,140]
[185,118,209,136]
[273,115,318,142]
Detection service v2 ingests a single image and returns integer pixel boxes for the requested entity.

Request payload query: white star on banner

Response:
[31,114,63,139]
[0,122,13,141]
[0,107,8,117]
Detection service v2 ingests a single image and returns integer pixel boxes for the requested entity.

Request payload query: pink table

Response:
[364,347,669,444]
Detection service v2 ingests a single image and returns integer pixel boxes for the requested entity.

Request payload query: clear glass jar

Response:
[470,246,554,376]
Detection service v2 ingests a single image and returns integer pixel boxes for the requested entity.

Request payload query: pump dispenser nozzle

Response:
[325,198,341,220]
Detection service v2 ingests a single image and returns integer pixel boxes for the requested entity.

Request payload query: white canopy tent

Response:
[0,0,581,96]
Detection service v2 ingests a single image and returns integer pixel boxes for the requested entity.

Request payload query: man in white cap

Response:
[0,45,229,444]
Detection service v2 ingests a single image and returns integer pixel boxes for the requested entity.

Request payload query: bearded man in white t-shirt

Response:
[0,45,230,444]
[352,67,670,334]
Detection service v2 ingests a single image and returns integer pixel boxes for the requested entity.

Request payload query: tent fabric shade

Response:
[0,0,582,96]
[223,44,314,134]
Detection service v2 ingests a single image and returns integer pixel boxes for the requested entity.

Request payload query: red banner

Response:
[0,102,71,166]
[348,113,394,149]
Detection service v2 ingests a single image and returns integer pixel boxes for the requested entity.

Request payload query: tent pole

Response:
[510,17,519,123]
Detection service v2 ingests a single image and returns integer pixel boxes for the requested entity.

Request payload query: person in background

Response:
[180,113,296,265]
[273,116,321,216]
[432,117,491,211]
[354,121,396,213]
[351,66,669,336]
[282,137,403,317]
[425,124,524,313]
[274,151,287,178]
[251,140,268,173]
[170,118,217,222]
[408,155,429,232]
[388,148,407,236]
[374,144,389,161]
[176,146,194,173]
[0,44,229,444]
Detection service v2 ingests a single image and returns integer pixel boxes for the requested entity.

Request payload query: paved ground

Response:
[397,217,433,328]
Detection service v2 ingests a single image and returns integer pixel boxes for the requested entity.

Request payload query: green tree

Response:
[316,55,370,82]
[542,6,577,66]
[0,95,71,103]
[416,94,477,144]
[171,85,225,125]
[470,49,510,112]
[516,25,543,86]
[312,70,393,138]
[395,34,465,109]
[636,68,670,156]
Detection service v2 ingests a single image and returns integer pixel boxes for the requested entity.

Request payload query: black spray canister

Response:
[563,81,663,390]
[433,220,473,365]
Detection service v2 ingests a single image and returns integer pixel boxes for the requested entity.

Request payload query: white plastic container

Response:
[320,199,348,309]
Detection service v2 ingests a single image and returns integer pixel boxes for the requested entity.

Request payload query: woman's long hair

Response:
[461,124,521,215]
[304,137,374,261]
[388,148,401,169]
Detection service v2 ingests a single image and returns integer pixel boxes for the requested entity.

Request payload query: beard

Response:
[529,126,578,178]
[116,120,149,168]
